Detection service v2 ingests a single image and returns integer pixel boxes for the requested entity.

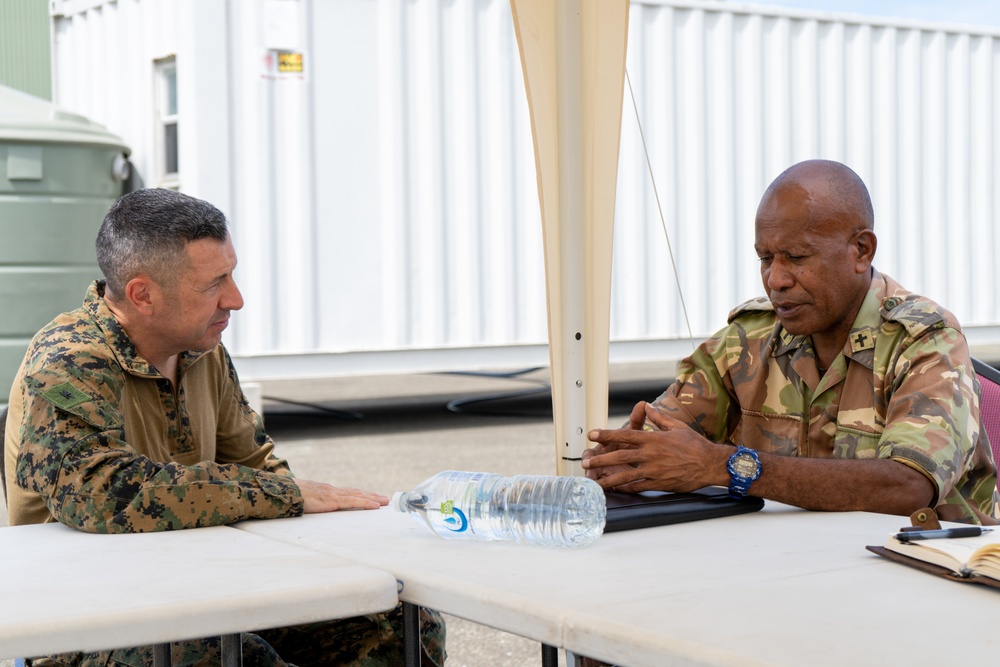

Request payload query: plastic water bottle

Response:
[391,470,607,547]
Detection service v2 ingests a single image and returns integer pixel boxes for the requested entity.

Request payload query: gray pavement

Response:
[0,365,669,666]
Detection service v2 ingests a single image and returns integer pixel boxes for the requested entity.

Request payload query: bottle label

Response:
[441,504,469,533]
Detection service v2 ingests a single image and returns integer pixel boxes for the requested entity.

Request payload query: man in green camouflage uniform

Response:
[3,189,445,666]
[584,159,999,524]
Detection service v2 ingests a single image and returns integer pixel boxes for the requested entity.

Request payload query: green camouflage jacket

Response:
[4,281,304,532]
[651,270,999,524]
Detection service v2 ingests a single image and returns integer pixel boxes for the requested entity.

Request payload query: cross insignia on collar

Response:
[850,328,876,353]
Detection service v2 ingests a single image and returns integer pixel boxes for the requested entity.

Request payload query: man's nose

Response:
[765,260,795,291]
[223,278,245,311]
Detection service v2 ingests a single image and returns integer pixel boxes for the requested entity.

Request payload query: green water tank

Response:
[0,85,130,400]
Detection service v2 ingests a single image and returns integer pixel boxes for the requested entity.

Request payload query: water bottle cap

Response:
[390,491,404,512]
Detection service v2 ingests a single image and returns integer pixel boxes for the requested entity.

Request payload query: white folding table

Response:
[235,503,1000,667]
[0,522,398,663]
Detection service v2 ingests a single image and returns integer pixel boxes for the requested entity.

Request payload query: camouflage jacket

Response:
[4,281,304,532]
[652,270,999,524]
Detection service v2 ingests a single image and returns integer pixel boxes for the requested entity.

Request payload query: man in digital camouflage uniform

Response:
[3,188,445,666]
[584,159,999,525]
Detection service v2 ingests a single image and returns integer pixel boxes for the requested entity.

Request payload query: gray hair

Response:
[96,189,229,300]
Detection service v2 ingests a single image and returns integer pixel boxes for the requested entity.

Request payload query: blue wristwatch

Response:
[726,445,761,498]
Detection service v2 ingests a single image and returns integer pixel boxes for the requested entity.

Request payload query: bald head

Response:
[758,159,874,234]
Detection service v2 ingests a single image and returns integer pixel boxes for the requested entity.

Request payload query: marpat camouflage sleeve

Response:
[15,365,304,533]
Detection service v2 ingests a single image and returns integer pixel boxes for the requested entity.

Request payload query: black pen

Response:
[894,527,993,542]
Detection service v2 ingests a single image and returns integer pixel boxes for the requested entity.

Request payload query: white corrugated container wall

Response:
[616,2,1000,346]
[48,0,1000,381]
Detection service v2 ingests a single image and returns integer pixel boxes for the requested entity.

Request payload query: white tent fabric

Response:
[509,0,631,475]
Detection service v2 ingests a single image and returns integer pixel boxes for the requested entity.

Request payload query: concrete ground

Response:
[0,363,672,666]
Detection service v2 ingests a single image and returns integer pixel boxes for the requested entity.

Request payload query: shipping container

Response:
[46,0,1000,381]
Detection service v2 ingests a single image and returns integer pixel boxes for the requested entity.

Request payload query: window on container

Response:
[156,58,179,188]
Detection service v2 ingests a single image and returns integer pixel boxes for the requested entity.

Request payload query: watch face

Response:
[732,453,759,477]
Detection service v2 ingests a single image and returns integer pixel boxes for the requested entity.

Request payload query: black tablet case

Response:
[604,487,765,532]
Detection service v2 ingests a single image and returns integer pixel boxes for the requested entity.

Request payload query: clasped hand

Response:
[582,401,728,493]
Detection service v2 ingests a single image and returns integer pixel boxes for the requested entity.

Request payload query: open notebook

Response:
[604,487,765,532]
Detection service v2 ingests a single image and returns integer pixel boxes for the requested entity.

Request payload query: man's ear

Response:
[853,229,877,273]
[123,275,158,315]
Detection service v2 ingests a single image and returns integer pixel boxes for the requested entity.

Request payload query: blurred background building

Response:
[0,0,50,99]
[2,0,999,396]
[1,0,130,398]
